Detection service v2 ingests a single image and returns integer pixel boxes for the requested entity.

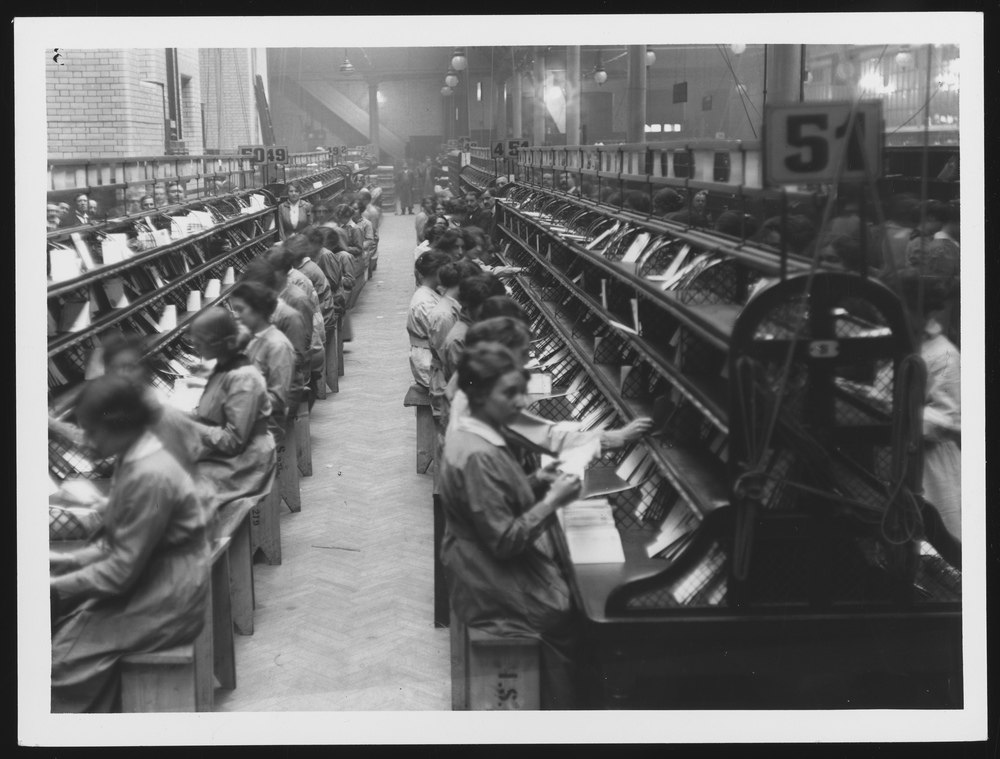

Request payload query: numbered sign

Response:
[506,139,531,158]
[492,141,506,158]
[239,145,289,164]
[458,136,471,151]
[763,101,881,185]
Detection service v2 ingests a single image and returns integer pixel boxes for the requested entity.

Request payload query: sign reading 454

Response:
[763,101,881,185]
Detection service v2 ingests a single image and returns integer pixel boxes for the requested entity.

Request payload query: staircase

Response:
[288,77,406,163]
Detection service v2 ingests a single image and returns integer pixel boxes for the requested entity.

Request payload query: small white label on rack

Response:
[600,279,607,309]
[808,340,840,358]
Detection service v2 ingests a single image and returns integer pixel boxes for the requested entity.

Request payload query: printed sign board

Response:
[238,145,288,164]
[763,101,882,185]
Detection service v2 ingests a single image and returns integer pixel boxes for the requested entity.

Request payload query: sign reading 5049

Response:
[763,101,881,185]
[239,145,289,164]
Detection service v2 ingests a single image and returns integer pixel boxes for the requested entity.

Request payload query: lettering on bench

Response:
[251,507,261,527]
[496,672,522,709]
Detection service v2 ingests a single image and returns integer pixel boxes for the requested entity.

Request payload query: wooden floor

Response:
[214,211,451,711]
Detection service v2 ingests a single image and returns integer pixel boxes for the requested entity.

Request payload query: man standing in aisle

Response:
[396,161,415,215]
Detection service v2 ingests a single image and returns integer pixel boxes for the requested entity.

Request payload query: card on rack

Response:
[101,233,132,264]
[660,243,692,284]
[600,279,608,310]
[630,298,642,336]
[70,233,96,270]
[526,373,553,396]
[585,222,620,252]
[615,445,649,482]
[148,264,166,289]
[621,232,651,264]
[170,216,190,240]
[607,317,639,337]
[58,300,90,333]
[153,229,172,247]
[49,246,82,282]
[102,277,129,309]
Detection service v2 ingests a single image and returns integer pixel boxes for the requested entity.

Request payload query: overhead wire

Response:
[715,45,757,139]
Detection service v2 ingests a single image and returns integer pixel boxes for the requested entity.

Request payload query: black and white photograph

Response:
[16,13,986,746]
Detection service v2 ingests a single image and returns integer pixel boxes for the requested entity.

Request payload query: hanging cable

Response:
[715,45,757,139]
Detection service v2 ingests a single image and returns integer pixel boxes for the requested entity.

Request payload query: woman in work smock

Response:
[188,307,277,516]
[439,342,584,709]
[50,375,210,712]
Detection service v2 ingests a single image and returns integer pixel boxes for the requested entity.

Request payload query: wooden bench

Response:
[250,414,300,566]
[279,414,301,513]
[121,536,233,712]
[449,613,541,711]
[403,384,435,474]
[325,319,340,394]
[295,405,312,477]
[217,498,256,635]
[251,464,281,566]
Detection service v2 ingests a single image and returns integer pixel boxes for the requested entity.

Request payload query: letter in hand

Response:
[535,460,561,485]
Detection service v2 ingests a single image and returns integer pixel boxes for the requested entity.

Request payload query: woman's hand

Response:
[534,461,561,486]
[601,417,654,448]
[547,472,582,508]
[620,417,654,442]
[50,550,78,576]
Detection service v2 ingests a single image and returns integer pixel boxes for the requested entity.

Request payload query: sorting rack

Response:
[47,165,355,481]
[489,179,962,707]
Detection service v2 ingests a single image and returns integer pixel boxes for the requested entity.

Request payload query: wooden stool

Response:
[314,348,327,401]
[325,321,340,393]
[278,415,301,513]
[217,499,255,635]
[403,384,434,474]
[252,481,282,566]
[121,645,197,713]
[207,537,236,698]
[449,614,541,711]
[121,537,232,713]
[295,406,312,477]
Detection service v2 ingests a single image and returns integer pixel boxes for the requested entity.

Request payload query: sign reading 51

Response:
[763,101,881,185]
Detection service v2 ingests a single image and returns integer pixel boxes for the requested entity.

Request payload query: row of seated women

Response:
[405,231,652,709]
[49,212,375,711]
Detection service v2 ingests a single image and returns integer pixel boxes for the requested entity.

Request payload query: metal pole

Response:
[626,45,647,144]
[368,79,380,163]
[511,69,523,139]
[533,47,545,146]
[494,75,507,141]
[765,44,802,107]
[566,46,581,147]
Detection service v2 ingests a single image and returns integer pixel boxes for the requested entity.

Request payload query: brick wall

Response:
[47,48,130,158]
[47,47,212,159]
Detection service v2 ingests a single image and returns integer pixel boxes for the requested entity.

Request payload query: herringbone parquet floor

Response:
[214,211,451,711]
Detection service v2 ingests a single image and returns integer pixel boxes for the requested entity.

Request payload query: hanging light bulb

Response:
[340,50,355,74]
[451,48,468,71]
[730,43,747,55]
[445,69,459,88]
[441,85,453,97]
[646,49,656,67]
[594,49,608,86]
[895,47,914,68]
